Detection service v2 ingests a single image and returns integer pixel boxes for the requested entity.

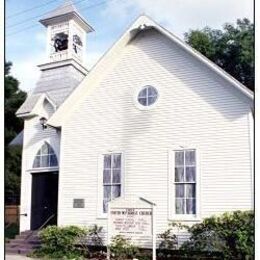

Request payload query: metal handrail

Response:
[25,213,56,240]
[37,213,56,231]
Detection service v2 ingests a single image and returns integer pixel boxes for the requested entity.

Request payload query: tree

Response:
[5,61,26,204]
[185,18,254,91]
[5,61,26,144]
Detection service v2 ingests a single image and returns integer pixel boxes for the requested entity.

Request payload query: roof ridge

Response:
[41,0,78,21]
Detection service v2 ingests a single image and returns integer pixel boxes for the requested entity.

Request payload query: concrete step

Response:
[8,239,41,246]
[5,247,36,255]
[11,236,40,241]
[5,244,40,255]
[6,230,41,256]
[14,234,39,241]
[6,242,40,249]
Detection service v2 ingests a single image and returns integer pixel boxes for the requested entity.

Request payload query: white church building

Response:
[16,0,254,245]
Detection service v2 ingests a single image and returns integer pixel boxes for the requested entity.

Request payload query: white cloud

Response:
[103,0,253,37]
[101,0,136,22]
[85,50,103,70]
[35,32,46,43]
[12,50,103,92]
[10,0,253,93]
[12,52,45,92]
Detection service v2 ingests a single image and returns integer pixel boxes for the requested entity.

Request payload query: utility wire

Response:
[7,0,63,20]
[7,24,40,37]
[7,0,89,29]
[7,0,120,37]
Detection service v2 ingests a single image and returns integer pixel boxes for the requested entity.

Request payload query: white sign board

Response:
[110,207,152,237]
[107,197,156,260]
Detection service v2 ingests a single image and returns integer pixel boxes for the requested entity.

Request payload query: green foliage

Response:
[185,18,254,91]
[157,222,184,250]
[180,210,254,259]
[109,235,139,260]
[5,61,26,144]
[36,225,88,259]
[87,224,103,246]
[5,145,23,203]
[5,61,27,205]
[5,223,19,240]
[33,225,104,259]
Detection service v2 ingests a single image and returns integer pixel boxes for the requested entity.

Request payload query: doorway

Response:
[30,172,58,230]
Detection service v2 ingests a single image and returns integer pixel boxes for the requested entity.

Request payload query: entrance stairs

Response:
[5,230,41,255]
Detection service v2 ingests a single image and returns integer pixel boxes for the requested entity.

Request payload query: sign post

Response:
[107,196,156,260]
[107,202,111,260]
[152,203,156,260]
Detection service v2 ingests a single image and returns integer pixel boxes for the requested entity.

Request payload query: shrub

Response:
[109,235,139,260]
[33,225,104,259]
[180,210,254,259]
[35,225,88,259]
[87,224,103,246]
[5,223,19,240]
[157,222,184,250]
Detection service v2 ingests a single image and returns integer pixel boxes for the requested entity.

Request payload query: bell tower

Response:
[16,0,95,114]
[40,0,93,68]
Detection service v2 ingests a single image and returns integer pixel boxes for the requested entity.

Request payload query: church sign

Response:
[107,197,156,260]
[110,207,152,237]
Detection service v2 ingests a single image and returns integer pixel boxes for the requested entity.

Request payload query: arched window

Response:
[33,142,58,168]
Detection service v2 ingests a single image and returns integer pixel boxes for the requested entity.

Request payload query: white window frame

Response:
[32,142,58,169]
[168,147,201,221]
[97,151,125,219]
[134,85,160,111]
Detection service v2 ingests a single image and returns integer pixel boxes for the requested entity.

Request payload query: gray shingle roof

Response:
[16,93,42,115]
[41,0,77,20]
[39,0,94,32]
[9,130,24,146]
[16,64,85,116]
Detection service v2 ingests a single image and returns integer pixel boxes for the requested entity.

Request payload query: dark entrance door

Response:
[31,172,58,230]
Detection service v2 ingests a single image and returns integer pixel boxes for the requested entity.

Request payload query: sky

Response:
[6,0,254,92]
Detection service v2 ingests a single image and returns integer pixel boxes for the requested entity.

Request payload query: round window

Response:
[137,86,158,106]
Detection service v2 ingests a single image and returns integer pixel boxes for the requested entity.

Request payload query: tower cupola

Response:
[39,0,94,66]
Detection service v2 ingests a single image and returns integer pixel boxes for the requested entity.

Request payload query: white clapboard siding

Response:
[20,98,60,232]
[57,29,253,244]
[56,29,253,246]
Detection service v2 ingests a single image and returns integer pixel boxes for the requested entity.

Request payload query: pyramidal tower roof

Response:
[39,0,94,32]
[42,0,77,19]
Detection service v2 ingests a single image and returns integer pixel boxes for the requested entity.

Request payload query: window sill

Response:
[169,215,201,222]
[27,167,59,173]
[97,214,108,220]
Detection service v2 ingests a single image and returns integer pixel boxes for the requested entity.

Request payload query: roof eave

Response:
[145,21,254,101]
[16,93,57,118]
[129,22,254,101]
[16,112,37,118]
[39,12,94,33]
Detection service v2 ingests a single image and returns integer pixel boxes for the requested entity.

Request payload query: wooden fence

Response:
[5,205,20,224]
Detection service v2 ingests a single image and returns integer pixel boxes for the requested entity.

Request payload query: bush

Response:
[33,225,104,259]
[35,225,88,259]
[180,210,254,259]
[87,224,103,247]
[109,235,139,260]
[157,222,184,250]
[5,223,19,240]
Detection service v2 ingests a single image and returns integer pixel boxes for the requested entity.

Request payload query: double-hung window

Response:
[103,153,122,213]
[174,149,196,215]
